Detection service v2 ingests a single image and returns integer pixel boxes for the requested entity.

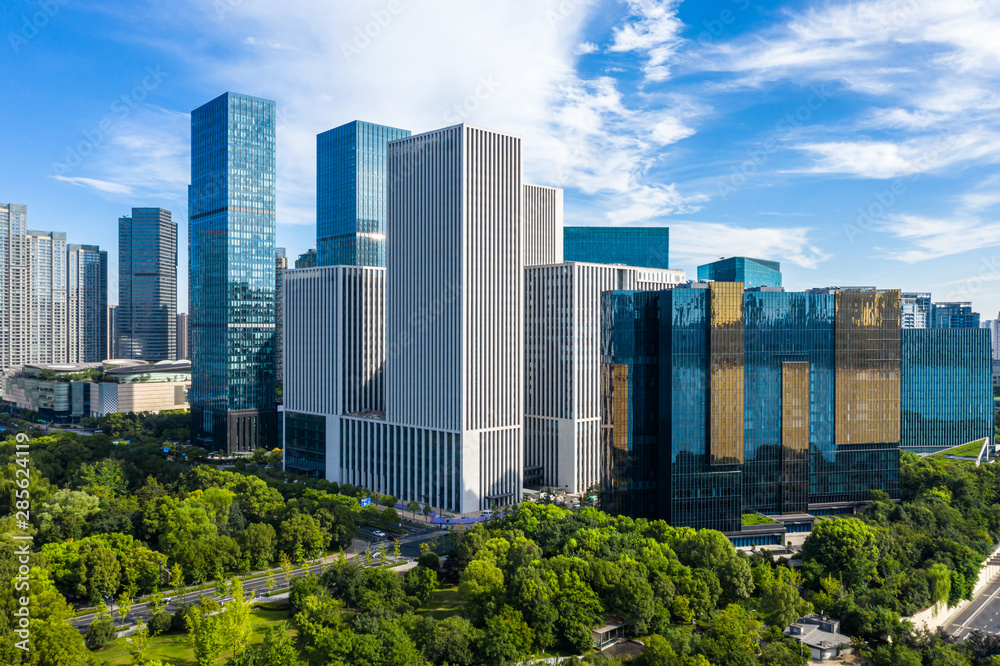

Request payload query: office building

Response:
[564,226,670,269]
[176,312,188,360]
[275,248,287,386]
[524,185,563,266]
[288,125,527,513]
[107,305,118,359]
[901,328,992,454]
[67,244,108,363]
[600,284,902,534]
[525,262,685,493]
[118,208,177,361]
[283,266,386,477]
[295,248,317,269]
[27,230,68,364]
[316,120,411,267]
[189,92,278,453]
[697,256,782,289]
[932,301,980,329]
[901,292,931,329]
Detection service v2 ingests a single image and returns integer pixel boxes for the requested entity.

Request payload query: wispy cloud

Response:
[608,0,684,82]
[52,176,133,196]
[670,221,830,269]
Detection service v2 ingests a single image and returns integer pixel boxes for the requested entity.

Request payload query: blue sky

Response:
[3,0,1000,317]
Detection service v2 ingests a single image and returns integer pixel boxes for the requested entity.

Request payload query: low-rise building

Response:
[785,614,853,661]
[1,359,190,421]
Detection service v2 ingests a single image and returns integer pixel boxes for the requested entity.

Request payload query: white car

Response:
[373,530,387,538]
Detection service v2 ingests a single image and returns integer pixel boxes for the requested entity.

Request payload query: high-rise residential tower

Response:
[901,292,931,328]
[0,203,29,368]
[118,208,177,361]
[316,120,411,267]
[67,244,108,362]
[697,256,782,288]
[106,305,118,359]
[275,248,287,387]
[176,312,189,360]
[524,184,563,266]
[27,230,67,364]
[564,226,670,269]
[189,92,277,453]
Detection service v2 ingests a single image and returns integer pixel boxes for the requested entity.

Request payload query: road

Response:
[944,553,1000,639]
[70,525,449,635]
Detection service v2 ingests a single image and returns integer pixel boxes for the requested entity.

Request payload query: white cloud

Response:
[669,221,830,269]
[876,214,1000,262]
[52,176,133,196]
[608,0,684,81]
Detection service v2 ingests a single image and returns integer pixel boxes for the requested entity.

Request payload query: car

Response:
[387,534,399,542]
[373,530,387,538]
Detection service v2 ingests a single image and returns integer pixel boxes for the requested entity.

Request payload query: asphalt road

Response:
[945,553,1000,640]
[70,526,449,635]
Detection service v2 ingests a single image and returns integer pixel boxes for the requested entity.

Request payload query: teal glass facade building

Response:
[901,328,992,454]
[189,92,278,453]
[601,284,902,533]
[317,120,411,267]
[284,412,326,478]
[563,226,670,269]
[697,257,782,288]
[931,302,980,329]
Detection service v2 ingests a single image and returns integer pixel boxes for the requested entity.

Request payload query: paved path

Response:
[70,527,449,635]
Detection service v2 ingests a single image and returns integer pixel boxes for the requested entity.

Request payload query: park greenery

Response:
[3,421,1000,664]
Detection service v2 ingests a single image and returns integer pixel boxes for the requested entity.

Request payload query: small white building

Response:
[785,614,853,661]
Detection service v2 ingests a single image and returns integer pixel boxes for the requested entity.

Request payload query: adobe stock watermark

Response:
[692,0,752,49]
[948,254,1000,303]
[341,0,403,62]
[548,0,598,29]
[51,66,168,177]
[214,0,243,19]
[716,84,830,201]
[11,433,32,652]
[443,76,502,124]
[843,132,956,244]
[7,0,70,54]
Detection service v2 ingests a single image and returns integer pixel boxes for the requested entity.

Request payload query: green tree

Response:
[404,565,438,603]
[221,578,254,656]
[240,522,277,569]
[127,620,151,665]
[424,615,479,665]
[801,518,879,589]
[698,604,763,666]
[478,605,534,666]
[760,579,810,631]
[186,603,225,666]
[278,512,328,560]
[258,623,298,666]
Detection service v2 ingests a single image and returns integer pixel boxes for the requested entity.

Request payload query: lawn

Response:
[417,584,463,621]
[742,513,777,526]
[928,438,988,461]
[96,606,297,665]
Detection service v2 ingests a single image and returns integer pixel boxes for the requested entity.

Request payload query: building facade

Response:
[67,244,107,363]
[176,312,188,360]
[932,301,980,329]
[600,284,902,533]
[563,226,670,269]
[901,328,992,454]
[107,305,118,359]
[27,230,67,364]
[697,257,782,289]
[0,203,29,369]
[317,120,411,267]
[524,262,685,494]
[283,266,386,478]
[901,292,931,329]
[524,185,563,266]
[295,248,317,269]
[275,248,287,386]
[189,92,278,453]
[118,208,177,361]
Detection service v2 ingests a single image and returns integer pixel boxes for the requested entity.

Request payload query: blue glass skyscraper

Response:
[317,120,411,267]
[697,256,782,288]
[189,92,277,453]
[564,226,670,269]
[932,302,980,329]
[901,328,992,454]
